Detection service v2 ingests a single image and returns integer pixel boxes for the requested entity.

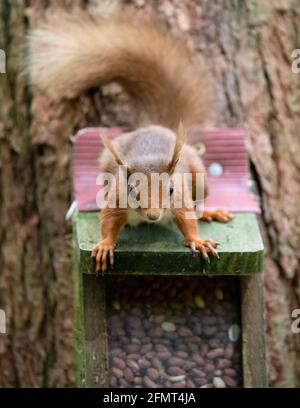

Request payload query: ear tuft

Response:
[101,135,125,167]
[168,121,187,173]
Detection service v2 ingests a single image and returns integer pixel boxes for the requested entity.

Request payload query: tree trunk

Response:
[0,0,299,387]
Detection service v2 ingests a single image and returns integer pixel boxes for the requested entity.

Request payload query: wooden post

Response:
[241,274,267,387]
[83,275,109,388]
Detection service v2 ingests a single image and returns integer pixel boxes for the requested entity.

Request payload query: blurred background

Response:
[0,0,299,387]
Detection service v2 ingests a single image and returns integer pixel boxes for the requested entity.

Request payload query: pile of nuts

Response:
[107,276,242,388]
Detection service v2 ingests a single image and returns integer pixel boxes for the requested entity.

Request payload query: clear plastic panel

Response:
[107,276,242,388]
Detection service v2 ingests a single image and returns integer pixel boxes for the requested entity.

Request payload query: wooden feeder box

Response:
[72,128,267,388]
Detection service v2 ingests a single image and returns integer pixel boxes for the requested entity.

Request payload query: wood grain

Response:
[241,274,267,388]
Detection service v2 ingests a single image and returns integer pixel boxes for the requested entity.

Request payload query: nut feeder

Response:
[72,127,266,388]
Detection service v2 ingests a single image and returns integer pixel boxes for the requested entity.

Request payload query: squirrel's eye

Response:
[169,186,174,195]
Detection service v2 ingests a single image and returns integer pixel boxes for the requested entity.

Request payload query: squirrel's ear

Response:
[101,135,126,167]
[168,121,187,173]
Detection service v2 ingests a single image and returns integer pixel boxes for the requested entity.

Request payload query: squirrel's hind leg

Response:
[187,152,234,223]
[201,210,234,223]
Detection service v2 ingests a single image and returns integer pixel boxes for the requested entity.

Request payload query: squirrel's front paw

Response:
[188,239,219,261]
[91,239,115,274]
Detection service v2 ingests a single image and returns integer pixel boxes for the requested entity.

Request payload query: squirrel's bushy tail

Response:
[27,10,213,129]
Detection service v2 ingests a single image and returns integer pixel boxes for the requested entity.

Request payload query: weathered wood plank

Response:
[241,274,267,387]
[83,275,108,388]
[73,218,85,387]
[75,212,264,275]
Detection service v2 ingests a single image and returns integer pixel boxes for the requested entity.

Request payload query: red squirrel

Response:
[28,10,233,273]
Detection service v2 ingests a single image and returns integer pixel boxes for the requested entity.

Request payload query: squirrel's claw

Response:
[91,240,115,274]
[188,239,219,261]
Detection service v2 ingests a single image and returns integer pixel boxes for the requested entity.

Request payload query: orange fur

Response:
[91,208,127,273]
[201,210,234,223]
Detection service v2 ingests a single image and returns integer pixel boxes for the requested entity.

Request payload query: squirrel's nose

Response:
[146,211,160,221]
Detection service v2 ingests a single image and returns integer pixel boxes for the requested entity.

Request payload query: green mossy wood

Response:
[74,212,263,276]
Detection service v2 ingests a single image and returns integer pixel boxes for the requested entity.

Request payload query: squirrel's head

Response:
[127,177,175,223]
[101,123,187,223]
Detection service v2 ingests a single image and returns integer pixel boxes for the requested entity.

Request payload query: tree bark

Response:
[0,0,299,387]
